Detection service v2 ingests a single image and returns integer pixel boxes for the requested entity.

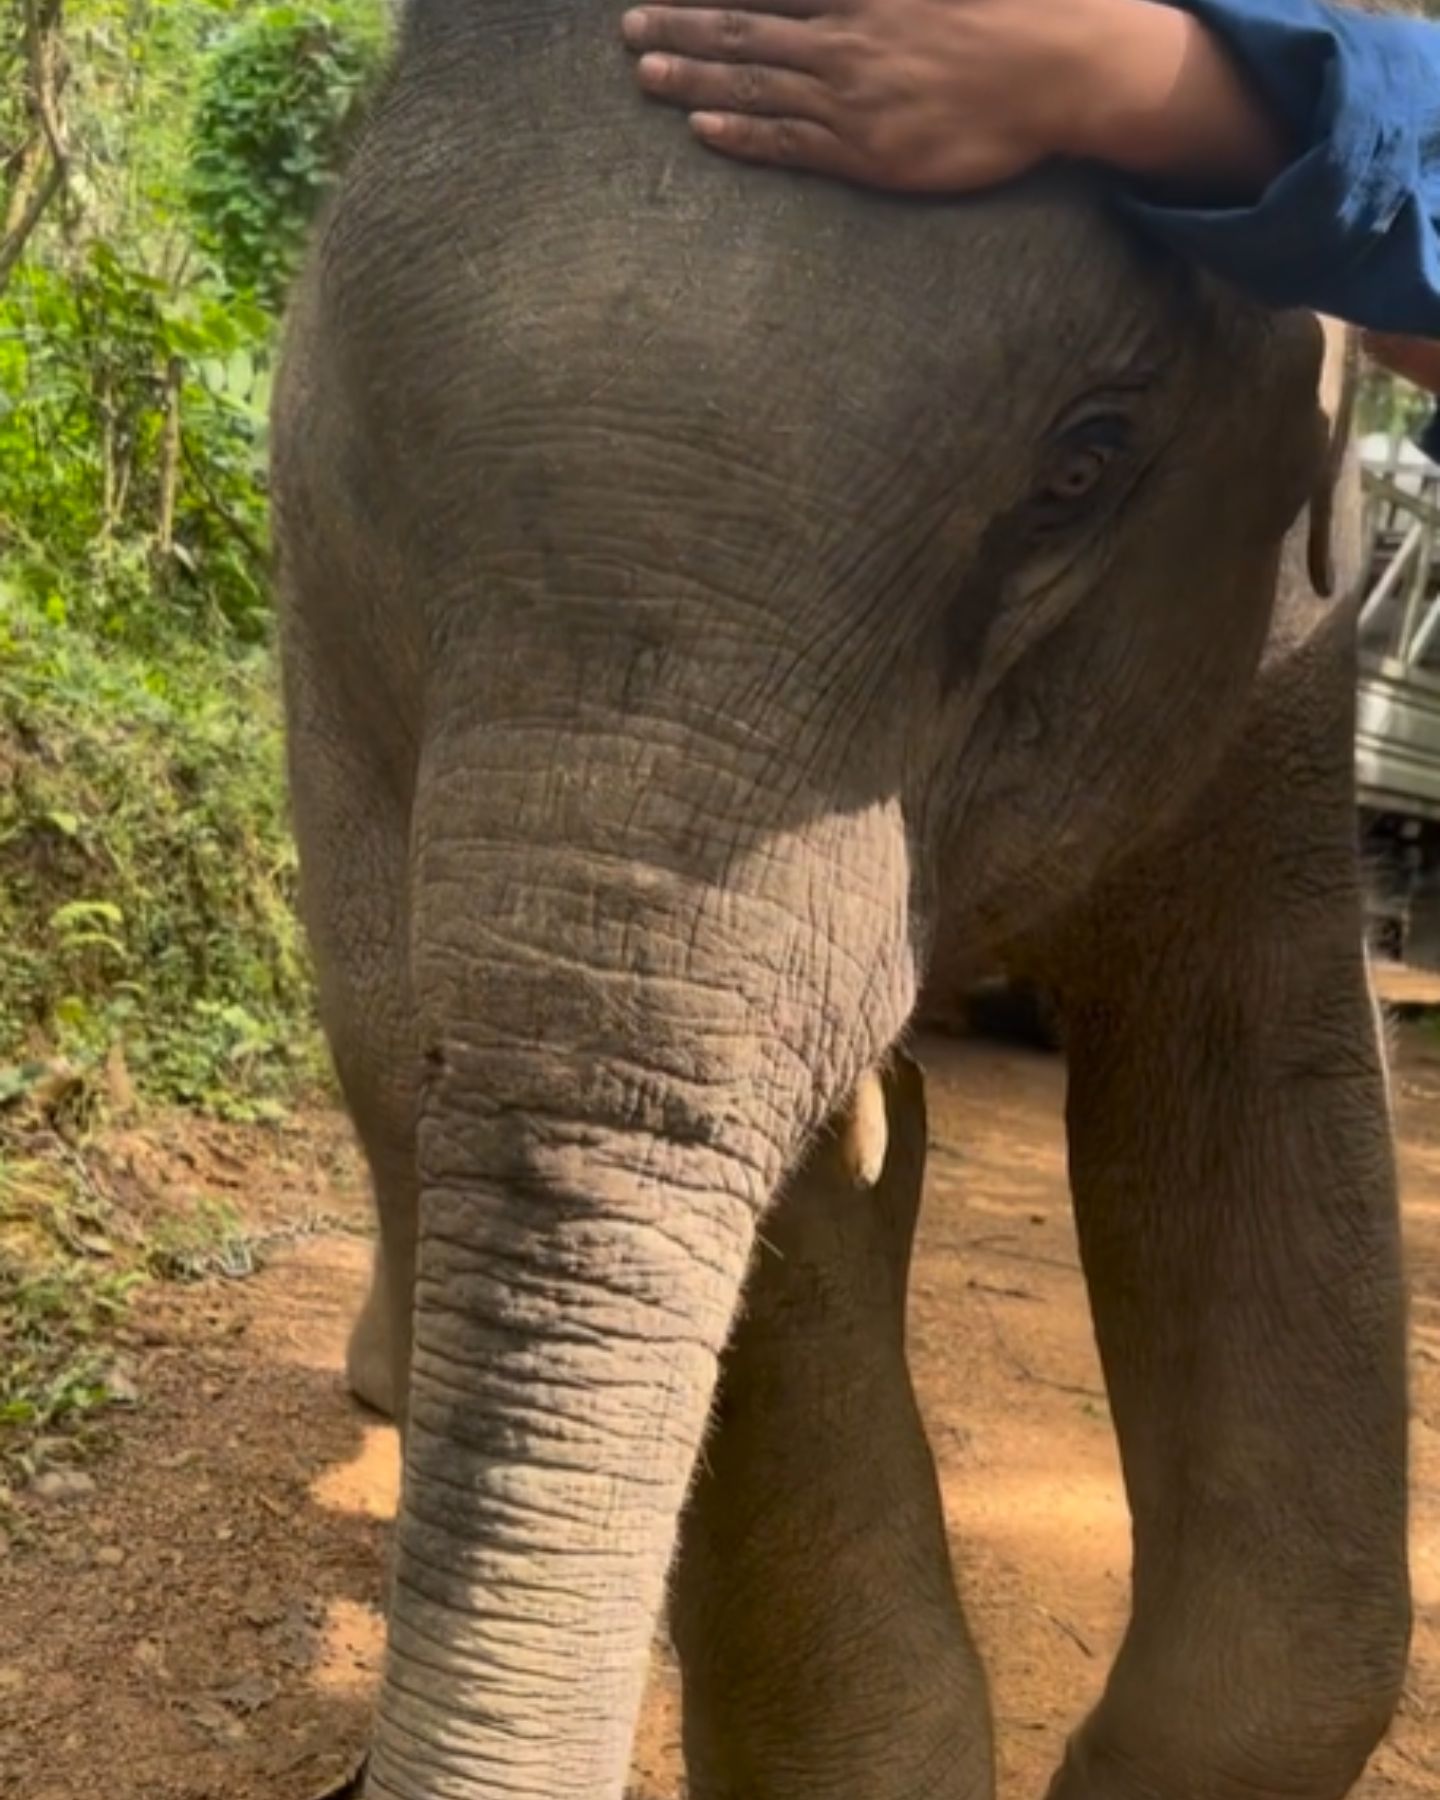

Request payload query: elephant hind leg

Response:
[347,1234,405,1421]
[673,1056,994,1800]
[321,882,419,1429]
[285,668,420,1429]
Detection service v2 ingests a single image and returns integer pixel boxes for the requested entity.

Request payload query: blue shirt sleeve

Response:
[1120,0,1440,332]
[1118,0,1440,465]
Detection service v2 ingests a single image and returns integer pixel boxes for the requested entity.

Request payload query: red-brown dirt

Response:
[3,1029,1438,1799]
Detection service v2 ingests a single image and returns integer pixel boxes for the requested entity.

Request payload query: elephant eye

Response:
[1030,413,1135,525]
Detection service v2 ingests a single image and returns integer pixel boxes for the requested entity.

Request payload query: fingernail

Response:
[621,9,648,43]
[691,112,726,139]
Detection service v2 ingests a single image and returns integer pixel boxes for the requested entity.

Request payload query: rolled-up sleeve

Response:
[1119,0,1440,334]
[1118,0,1440,461]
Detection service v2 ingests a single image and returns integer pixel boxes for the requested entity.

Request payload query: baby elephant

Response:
[272,6,1408,1796]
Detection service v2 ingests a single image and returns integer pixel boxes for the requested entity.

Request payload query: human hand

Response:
[621,0,1286,197]
[621,0,1109,190]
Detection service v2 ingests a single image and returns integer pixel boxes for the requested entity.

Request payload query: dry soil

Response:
[3,1029,1438,1799]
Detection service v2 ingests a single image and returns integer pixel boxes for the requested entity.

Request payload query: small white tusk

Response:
[838,1067,888,1189]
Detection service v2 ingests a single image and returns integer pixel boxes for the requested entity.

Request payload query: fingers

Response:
[623,5,824,62]
[621,0,859,180]
[691,109,855,177]
[636,51,834,125]
[626,0,831,22]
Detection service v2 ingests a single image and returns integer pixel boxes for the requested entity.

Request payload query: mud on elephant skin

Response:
[272,5,1408,1797]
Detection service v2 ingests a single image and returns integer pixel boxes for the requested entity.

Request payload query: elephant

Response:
[270,3,1411,1796]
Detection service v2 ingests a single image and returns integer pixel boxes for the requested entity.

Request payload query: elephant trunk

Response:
[364,715,916,1799]
[368,1109,758,1797]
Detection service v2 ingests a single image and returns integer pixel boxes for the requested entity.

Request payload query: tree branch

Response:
[0,0,69,293]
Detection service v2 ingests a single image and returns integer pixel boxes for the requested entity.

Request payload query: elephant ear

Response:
[1306,315,1362,600]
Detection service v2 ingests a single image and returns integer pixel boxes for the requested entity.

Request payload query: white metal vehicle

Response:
[1356,432,1440,968]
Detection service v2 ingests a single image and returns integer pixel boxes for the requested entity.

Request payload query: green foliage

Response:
[0,247,273,642]
[0,0,387,1485]
[0,1127,271,1476]
[143,1195,254,1279]
[0,1144,143,1467]
[0,0,390,1112]
[0,590,319,1113]
[186,4,385,305]
[1360,367,1435,442]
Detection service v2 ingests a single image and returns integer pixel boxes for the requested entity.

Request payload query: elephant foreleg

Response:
[671,1055,993,1800]
[1048,618,1409,1800]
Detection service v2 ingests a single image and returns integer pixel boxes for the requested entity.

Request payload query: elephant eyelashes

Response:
[1027,412,1137,531]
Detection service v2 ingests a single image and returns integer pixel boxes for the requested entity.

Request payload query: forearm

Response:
[1065,0,1290,200]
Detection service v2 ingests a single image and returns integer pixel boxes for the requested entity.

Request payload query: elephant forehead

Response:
[495,185,1193,433]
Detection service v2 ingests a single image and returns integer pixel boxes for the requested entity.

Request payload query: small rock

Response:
[184,1697,246,1746]
[94,1545,124,1568]
[31,1469,95,1503]
[31,1435,79,1467]
[214,1672,277,1715]
[104,1362,140,1405]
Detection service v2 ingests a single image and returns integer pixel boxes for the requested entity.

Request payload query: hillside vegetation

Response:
[1,0,386,1476]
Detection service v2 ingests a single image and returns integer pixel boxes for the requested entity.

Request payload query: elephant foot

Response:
[836,1066,888,1186]
[1045,1706,1393,1800]
[345,1289,397,1421]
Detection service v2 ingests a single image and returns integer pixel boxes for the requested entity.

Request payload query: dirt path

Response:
[4,1031,1439,1799]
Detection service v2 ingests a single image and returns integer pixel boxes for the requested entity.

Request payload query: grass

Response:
[0,1103,250,1481]
[0,584,337,1482]
[0,1090,366,1484]
[0,587,321,1118]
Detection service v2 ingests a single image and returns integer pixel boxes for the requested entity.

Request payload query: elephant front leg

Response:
[1049,641,1410,1800]
[672,1055,993,1800]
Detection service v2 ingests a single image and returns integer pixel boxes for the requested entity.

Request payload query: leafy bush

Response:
[0,0,391,1117]
[0,589,319,1114]
[186,3,386,306]
[0,247,273,644]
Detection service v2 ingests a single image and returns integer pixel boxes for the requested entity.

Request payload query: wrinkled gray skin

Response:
[271,5,1410,1797]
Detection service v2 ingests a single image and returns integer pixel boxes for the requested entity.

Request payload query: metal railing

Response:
[1359,435,1440,674]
